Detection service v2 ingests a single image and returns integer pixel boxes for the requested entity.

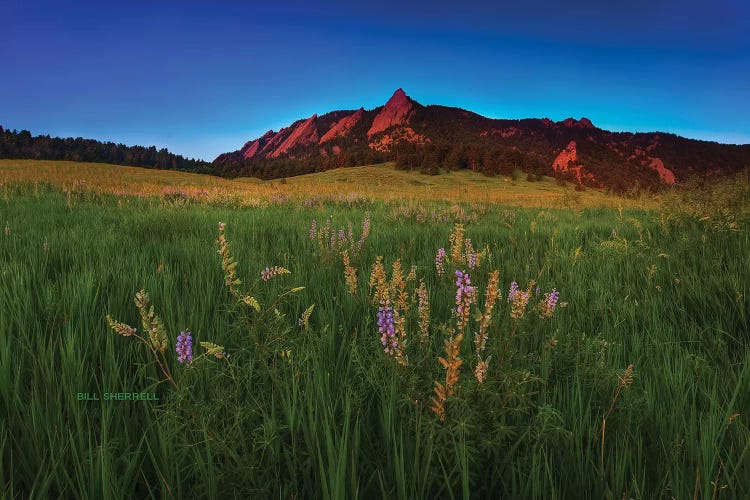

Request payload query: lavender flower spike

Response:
[508,281,519,303]
[176,331,193,364]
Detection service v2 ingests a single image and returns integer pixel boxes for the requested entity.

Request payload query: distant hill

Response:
[214,89,750,192]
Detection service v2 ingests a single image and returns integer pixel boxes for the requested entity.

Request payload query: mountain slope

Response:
[215,89,750,192]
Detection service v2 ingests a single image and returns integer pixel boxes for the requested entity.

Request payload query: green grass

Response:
[1,159,663,208]
[1,172,749,498]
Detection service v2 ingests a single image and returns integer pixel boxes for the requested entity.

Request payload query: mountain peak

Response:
[368,89,414,136]
[560,117,595,129]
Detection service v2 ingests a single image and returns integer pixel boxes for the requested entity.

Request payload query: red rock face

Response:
[242,140,260,159]
[648,157,675,184]
[259,128,290,156]
[367,88,413,136]
[268,114,319,158]
[240,130,275,159]
[553,141,578,171]
[320,108,363,144]
[552,141,595,184]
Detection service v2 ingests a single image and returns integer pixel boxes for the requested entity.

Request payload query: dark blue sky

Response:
[3,0,749,160]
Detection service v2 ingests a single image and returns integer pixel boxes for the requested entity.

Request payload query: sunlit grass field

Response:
[1,161,749,498]
[0,159,662,208]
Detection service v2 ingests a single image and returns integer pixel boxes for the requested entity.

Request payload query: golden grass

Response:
[0,159,663,208]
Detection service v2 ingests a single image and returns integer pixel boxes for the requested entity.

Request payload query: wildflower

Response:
[3,222,9,237]
[390,259,409,314]
[261,266,290,281]
[298,304,315,329]
[417,279,430,344]
[406,265,417,284]
[134,290,168,353]
[511,290,530,320]
[176,331,193,364]
[455,270,477,332]
[475,355,490,384]
[342,250,357,295]
[435,248,446,276]
[476,270,500,354]
[507,281,519,303]
[368,256,389,305]
[309,219,317,240]
[431,331,463,421]
[468,251,477,270]
[216,222,241,296]
[449,224,465,263]
[357,212,371,249]
[106,315,137,337]
[377,304,397,354]
[465,238,477,269]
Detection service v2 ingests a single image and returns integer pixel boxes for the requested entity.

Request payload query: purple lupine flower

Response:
[176,331,193,364]
[454,270,473,308]
[547,289,559,312]
[338,229,346,242]
[455,270,476,327]
[377,304,398,354]
[435,248,446,276]
[535,285,541,296]
[508,281,519,302]
[468,252,477,269]
[309,219,317,240]
[261,267,272,281]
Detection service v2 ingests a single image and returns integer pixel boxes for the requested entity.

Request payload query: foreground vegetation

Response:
[1,165,749,498]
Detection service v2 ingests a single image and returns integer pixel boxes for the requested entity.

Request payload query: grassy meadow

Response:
[1,160,749,498]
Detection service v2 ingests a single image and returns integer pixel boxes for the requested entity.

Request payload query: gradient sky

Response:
[2,0,749,160]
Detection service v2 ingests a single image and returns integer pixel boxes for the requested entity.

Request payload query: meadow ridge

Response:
[0,159,663,208]
[1,160,749,498]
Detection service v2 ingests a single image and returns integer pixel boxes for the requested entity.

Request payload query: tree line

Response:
[0,126,213,173]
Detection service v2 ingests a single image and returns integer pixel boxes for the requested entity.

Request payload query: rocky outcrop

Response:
[560,117,595,129]
[648,157,675,184]
[553,141,578,171]
[268,115,319,158]
[367,88,413,136]
[552,141,595,184]
[320,108,363,144]
[241,140,260,159]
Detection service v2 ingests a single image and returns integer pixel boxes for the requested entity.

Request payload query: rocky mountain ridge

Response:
[214,89,750,191]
